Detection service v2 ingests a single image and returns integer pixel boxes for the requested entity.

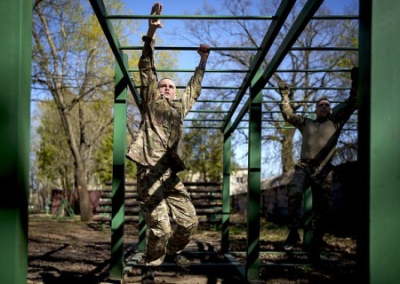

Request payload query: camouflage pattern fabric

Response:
[126,37,204,171]
[126,37,205,266]
[287,160,334,244]
[136,164,198,266]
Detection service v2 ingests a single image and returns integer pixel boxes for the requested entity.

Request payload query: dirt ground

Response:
[28,214,357,284]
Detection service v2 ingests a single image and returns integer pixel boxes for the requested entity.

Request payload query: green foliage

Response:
[179,104,240,182]
[94,133,137,184]
[36,100,75,190]
[32,0,139,197]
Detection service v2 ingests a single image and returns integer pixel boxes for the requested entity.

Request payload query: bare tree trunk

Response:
[76,168,92,221]
[281,128,295,173]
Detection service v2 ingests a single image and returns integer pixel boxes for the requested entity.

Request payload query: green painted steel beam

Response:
[107,14,358,21]
[312,15,359,20]
[303,188,313,247]
[291,47,358,51]
[184,125,357,131]
[123,46,261,51]
[252,0,324,94]
[184,126,222,129]
[196,100,235,103]
[261,100,348,103]
[89,0,140,106]
[221,0,296,131]
[107,14,274,20]
[245,57,263,281]
[137,205,147,252]
[134,85,351,91]
[221,121,232,253]
[129,68,354,73]
[226,0,324,135]
[184,119,225,122]
[109,56,128,281]
[359,1,400,283]
[0,1,31,284]
[189,110,227,113]
[122,46,356,52]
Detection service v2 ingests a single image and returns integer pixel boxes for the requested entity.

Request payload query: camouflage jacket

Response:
[126,37,205,172]
[280,89,358,163]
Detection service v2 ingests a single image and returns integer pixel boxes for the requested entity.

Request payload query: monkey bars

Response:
[87,0,361,282]
[3,0,400,283]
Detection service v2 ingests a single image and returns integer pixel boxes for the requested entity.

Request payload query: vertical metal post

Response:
[302,188,313,247]
[138,206,147,252]
[110,55,128,281]
[359,1,400,283]
[0,1,31,283]
[221,122,232,253]
[246,57,263,281]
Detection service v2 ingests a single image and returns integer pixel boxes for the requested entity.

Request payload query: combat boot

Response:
[164,253,190,268]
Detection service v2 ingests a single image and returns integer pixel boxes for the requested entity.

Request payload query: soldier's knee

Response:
[181,217,198,236]
[191,217,199,232]
[155,225,172,240]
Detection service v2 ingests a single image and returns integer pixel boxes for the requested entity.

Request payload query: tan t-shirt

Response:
[280,91,358,163]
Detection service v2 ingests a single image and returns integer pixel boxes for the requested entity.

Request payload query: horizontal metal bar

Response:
[185,119,225,122]
[184,125,357,131]
[129,68,354,73]
[291,46,358,51]
[122,46,357,51]
[89,0,140,106]
[312,15,359,20]
[106,15,274,20]
[106,14,358,21]
[185,126,222,129]
[196,99,235,103]
[122,46,260,51]
[129,68,248,73]
[262,100,346,103]
[227,0,324,132]
[133,85,351,90]
[189,110,227,113]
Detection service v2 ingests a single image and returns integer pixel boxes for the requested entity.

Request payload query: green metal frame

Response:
[358,1,400,283]
[87,0,348,282]
[0,1,32,283]
[85,0,399,283]
[109,55,129,280]
[3,0,400,283]
[245,56,263,280]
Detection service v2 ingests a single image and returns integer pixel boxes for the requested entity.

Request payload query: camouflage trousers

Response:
[287,160,334,245]
[136,164,198,266]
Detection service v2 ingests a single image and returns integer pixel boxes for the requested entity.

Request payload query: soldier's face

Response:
[315,99,332,118]
[158,79,176,101]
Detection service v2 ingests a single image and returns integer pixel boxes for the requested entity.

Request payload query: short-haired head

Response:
[315,97,332,119]
[158,78,176,101]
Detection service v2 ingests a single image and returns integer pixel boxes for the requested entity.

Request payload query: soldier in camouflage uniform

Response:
[125,2,210,281]
[278,68,358,261]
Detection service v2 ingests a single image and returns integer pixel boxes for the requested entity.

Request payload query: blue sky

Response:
[103,0,359,177]
[122,0,354,15]
[109,0,358,70]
